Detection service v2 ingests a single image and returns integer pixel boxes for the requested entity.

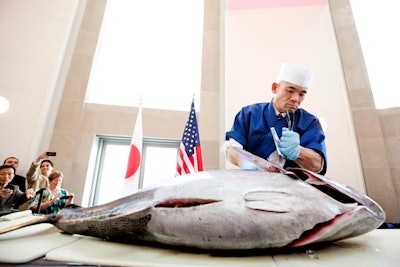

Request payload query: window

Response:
[350,0,400,109]
[85,0,204,111]
[87,136,180,206]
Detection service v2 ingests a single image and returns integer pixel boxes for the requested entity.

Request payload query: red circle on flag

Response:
[125,145,141,178]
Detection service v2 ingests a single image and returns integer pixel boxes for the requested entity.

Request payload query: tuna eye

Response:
[155,198,220,208]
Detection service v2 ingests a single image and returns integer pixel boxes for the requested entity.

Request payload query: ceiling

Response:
[226,0,327,10]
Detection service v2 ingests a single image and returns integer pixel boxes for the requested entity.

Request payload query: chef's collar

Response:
[272,102,286,118]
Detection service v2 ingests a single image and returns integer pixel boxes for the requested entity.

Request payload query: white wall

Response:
[0,0,84,174]
[0,1,365,194]
[224,4,365,191]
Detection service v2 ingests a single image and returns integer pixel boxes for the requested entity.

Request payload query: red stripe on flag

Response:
[195,146,203,171]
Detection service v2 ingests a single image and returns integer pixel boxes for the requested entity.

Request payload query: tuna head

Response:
[55,169,385,250]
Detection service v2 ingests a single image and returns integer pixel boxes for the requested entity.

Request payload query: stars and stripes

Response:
[176,100,203,175]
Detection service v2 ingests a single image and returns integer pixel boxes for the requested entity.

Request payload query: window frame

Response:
[88,135,180,206]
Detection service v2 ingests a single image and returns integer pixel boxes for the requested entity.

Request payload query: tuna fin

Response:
[244,191,297,213]
[0,214,56,235]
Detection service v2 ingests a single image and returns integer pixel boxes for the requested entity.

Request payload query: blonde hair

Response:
[48,171,63,181]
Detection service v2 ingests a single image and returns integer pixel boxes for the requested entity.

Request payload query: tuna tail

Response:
[0,213,58,234]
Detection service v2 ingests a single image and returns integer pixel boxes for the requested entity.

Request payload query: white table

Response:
[0,214,399,266]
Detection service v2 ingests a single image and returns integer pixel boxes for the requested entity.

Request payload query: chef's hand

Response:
[239,160,263,171]
[278,127,300,161]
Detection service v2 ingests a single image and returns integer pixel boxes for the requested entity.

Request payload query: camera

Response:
[5,185,14,190]
[46,152,57,156]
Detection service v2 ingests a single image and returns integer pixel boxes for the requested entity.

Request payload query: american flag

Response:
[176,100,203,175]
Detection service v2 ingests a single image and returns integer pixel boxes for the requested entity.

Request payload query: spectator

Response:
[26,152,54,192]
[3,156,27,192]
[0,165,35,211]
[29,171,74,214]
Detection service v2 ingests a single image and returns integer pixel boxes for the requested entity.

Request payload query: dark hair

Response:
[3,156,18,164]
[40,159,54,167]
[0,165,16,174]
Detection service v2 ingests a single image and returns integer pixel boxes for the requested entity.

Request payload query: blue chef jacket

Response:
[225,102,327,174]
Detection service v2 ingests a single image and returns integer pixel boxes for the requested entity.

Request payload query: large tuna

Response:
[0,167,385,250]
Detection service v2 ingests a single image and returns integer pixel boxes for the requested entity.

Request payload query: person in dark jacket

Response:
[0,165,35,211]
[3,156,27,192]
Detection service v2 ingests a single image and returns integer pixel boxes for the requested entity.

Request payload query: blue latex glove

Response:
[278,127,300,160]
[239,160,263,171]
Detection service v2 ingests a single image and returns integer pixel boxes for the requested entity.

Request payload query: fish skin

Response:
[48,169,385,250]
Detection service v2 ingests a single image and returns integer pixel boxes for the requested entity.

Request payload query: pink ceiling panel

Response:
[227,0,327,10]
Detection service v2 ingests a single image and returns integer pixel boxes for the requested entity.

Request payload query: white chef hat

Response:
[277,62,313,88]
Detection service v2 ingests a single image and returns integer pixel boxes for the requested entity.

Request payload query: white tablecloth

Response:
[0,212,399,266]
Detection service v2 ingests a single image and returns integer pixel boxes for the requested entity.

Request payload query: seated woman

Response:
[29,171,74,214]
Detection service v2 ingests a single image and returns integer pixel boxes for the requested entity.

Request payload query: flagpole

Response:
[192,91,196,112]
[137,94,143,189]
